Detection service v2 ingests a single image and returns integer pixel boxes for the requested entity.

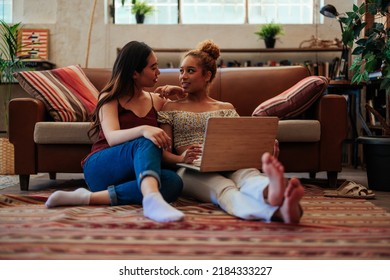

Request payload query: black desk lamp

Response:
[320,4,349,80]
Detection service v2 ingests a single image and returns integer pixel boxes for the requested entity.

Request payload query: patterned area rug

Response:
[1,184,390,260]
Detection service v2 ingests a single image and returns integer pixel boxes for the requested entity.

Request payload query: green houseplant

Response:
[254,22,284,48]
[122,0,155,24]
[340,0,390,190]
[341,0,389,135]
[0,20,25,174]
[0,20,24,132]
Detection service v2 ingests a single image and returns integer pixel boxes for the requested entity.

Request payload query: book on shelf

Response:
[331,57,341,80]
[324,62,330,79]
[302,57,341,79]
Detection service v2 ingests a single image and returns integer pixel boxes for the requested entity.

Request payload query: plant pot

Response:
[358,136,390,191]
[264,37,276,48]
[135,13,145,24]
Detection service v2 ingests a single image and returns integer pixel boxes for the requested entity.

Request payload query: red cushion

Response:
[14,65,98,122]
[252,76,328,119]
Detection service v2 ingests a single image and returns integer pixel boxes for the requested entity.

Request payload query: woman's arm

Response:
[162,146,202,169]
[160,122,202,168]
[160,123,182,168]
[151,85,186,112]
[100,99,171,149]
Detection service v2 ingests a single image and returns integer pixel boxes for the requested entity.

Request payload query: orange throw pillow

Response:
[14,65,98,122]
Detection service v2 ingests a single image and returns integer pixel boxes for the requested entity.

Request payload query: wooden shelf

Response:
[153,47,342,53]
[329,80,363,88]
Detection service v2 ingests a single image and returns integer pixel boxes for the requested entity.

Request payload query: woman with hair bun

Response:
[157,40,304,223]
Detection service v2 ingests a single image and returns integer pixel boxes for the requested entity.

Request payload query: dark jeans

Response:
[83,137,183,205]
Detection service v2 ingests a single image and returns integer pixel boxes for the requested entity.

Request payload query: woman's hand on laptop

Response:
[181,144,202,163]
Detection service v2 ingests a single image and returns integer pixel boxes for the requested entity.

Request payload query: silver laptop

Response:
[177,116,279,172]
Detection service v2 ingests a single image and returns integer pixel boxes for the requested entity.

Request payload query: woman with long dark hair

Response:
[45,41,184,223]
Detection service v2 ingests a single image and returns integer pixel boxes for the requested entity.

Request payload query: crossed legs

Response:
[45,138,184,223]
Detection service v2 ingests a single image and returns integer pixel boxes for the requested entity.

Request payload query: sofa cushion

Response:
[277,120,321,142]
[32,120,320,145]
[34,122,95,144]
[14,65,98,122]
[252,76,328,119]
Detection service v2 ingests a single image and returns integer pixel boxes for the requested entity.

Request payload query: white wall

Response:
[13,0,358,69]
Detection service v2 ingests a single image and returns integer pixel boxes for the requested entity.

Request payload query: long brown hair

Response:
[88,41,153,138]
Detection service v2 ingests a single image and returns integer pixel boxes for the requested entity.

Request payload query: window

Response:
[248,0,314,24]
[114,0,178,24]
[0,0,12,22]
[181,0,245,24]
[113,0,320,25]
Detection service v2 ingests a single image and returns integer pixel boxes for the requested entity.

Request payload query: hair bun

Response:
[197,40,220,60]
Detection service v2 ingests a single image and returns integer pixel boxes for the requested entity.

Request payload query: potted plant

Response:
[254,22,284,48]
[340,0,390,191]
[0,20,25,174]
[0,20,25,131]
[130,0,155,24]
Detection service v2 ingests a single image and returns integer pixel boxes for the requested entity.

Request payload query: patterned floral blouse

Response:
[158,109,239,149]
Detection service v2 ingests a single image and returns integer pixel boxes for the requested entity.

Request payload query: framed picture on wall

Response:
[19,29,49,60]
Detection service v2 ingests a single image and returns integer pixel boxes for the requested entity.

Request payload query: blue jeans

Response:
[83,137,183,206]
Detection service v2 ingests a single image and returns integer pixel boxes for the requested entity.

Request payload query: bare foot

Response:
[262,152,286,206]
[278,177,304,224]
[273,139,279,158]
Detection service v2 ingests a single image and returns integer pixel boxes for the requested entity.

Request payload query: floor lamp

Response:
[320,4,349,80]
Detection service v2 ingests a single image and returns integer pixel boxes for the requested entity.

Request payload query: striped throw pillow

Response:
[252,76,328,119]
[14,65,98,122]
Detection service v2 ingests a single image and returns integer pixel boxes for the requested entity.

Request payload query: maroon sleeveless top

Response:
[81,93,158,166]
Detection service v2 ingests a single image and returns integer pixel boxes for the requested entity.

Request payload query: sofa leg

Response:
[19,175,30,191]
[327,171,338,188]
[49,172,56,180]
[309,172,316,179]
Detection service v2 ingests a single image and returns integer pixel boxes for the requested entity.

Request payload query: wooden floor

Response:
[1,165,389,212]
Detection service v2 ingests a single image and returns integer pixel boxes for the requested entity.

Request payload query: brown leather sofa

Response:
[9,66,347,190]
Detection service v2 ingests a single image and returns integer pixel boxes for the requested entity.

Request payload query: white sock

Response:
[142,192,184,222]
[45,188,91,208]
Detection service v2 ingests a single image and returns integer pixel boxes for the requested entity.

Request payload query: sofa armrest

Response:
[315,94,348,171]
[9,98,46,174]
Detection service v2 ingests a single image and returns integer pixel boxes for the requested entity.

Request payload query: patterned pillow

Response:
[14,65,98,122]
[252,76,328,119]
